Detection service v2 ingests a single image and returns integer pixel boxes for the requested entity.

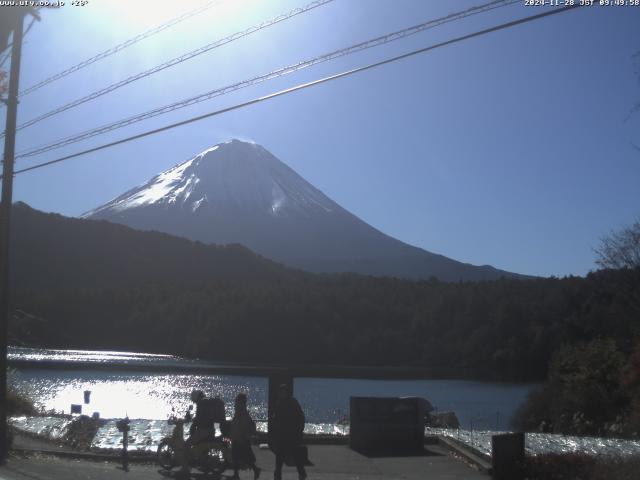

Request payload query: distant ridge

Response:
[85,139,524,281]
[10,202,294,291]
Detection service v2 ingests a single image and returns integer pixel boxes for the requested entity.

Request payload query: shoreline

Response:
[7,345,539,382]
[11,414,640,459]
[8,358,502,381]
[8,415,350,455]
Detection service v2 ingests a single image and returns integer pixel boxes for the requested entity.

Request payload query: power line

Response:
[15,0,519,160]
[0,49,12,69]
[17,0,220,97]
[8,3,581,178]
[8,0,335,136]
[0,49,10,70]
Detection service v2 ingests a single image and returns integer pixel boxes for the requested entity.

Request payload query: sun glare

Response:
[104,0,250,29]
[115,0,209,27]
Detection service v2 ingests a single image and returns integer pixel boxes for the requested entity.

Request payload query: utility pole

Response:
[0,10,25,464]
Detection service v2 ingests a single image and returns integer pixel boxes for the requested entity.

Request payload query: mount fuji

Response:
[84,139,521,281]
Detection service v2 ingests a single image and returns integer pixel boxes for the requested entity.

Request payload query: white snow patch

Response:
[195,145,219,158]
[270,182,286,215]
[191,195,208,212]
[168,175,199,204]
[113,159,194,210]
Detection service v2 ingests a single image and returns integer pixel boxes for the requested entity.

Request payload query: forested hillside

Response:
[10,202,297,291]
[11,268,640,382]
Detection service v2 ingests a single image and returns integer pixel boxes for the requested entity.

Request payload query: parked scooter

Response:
[156,405,230,474]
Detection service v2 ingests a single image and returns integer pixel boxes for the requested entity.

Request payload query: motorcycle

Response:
[156,405,231,474]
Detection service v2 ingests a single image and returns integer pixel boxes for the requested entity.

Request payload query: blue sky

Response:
[3,0,639,277]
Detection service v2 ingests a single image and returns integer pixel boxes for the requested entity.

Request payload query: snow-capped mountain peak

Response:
[84,139,522,281]
[84,139,335,219]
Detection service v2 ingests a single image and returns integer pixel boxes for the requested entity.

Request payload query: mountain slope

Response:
[10,202,295,291]
[85,139,522,281]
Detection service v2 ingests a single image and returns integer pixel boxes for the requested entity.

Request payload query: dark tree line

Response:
[10,267,640,384]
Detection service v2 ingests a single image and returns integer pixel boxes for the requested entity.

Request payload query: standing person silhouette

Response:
[230,393,261,479]
[271,384,307,480]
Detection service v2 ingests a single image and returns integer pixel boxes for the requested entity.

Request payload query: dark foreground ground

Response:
[0,444,487,480]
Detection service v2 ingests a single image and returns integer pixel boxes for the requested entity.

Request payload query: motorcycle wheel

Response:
[203,443,227,474]
[157,439,177,470]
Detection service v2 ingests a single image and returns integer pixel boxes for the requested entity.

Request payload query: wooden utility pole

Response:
[0,10,25,463]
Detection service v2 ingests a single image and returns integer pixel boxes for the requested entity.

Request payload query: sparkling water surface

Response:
[11,369,535,429]
[10,348,638,456]
[430,428,640,458]
[9,347,536,430]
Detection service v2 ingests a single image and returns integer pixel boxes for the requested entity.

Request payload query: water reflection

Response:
[9,346,175,364]
[12,370,268,420]
[9,347,537,430]
[7,348,637,457]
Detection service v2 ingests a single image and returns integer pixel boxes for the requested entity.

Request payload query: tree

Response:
[595,220,640,270]
[512,339,627,435]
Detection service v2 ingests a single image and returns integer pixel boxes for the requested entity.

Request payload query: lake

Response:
[9,346,537,431]
[13,347,640,458]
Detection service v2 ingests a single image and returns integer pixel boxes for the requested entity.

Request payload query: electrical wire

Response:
[18,0,220,97]
[15,0,518,160]
[0,50,11,70]
[7,4,581,178]
[8,0,335,136]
